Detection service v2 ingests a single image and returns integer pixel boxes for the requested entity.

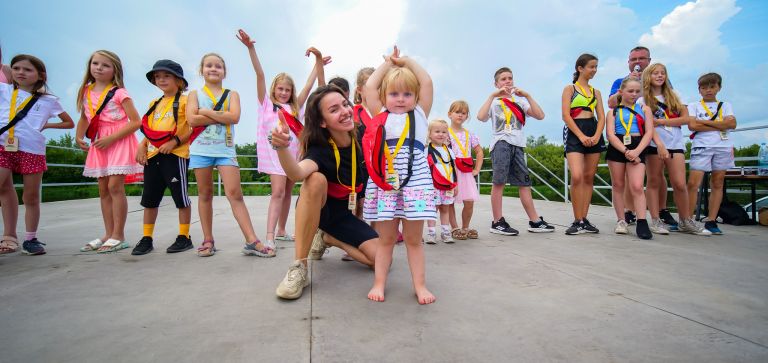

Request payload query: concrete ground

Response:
[1,196,767,363]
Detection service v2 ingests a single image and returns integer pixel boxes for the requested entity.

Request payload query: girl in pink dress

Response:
[75,50,142,253]
[446,100,483,240]
[237,29,330,249]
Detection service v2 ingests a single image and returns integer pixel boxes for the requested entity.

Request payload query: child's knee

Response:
[225,188,244,202]
[22,190,40,205]
[570,172,584,185]
[629,181,644,195]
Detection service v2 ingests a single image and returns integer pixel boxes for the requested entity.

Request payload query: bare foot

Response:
[368,285,385,302]
[415,287,436,305]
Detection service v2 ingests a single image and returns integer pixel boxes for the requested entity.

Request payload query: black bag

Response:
[718,197,754,226]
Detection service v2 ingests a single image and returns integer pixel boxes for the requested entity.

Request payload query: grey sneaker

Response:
[679,218,712,236]
[650,218,670,235]
[614,220,629,234]
[425,231,437,244]
[276,261,309,300]
[308,231,328,260]
[441,230,454,244]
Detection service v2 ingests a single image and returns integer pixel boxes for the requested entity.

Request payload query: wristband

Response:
[173,135,181,145]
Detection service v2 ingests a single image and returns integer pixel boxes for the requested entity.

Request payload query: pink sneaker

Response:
[396,231,404,244]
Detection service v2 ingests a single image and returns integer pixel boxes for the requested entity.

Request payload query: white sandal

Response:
[0,236,19,254]
[97,239,130,253]
[80,239,104,252]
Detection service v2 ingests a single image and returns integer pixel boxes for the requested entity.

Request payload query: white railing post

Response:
[217,172,222,196]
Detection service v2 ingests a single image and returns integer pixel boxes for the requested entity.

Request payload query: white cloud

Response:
[639,0,741,69]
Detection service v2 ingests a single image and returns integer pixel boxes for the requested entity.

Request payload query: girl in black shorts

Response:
[560,54,606,235]
[269,85,378,301]
[605,77,655,239]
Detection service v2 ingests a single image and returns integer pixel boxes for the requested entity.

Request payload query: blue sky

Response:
[2,0,766,147]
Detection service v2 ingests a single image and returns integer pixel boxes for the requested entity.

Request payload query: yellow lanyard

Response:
[8,89,34,140]
[575,83,595,111]
[499,97,516,127]
[700,100,722,121]
[150,97,175,129]
[618,106,634,134]
[448,127,469,157]
[432,143,453,181]
[202,85,231,137]
[87,83,113,119]
[329,138,356,193]
[383,114,409,175]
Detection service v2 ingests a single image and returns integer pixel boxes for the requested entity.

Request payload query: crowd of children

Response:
[0,37,739,304]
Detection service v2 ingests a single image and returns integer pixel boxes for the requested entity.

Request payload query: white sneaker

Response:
[680,218,712,236]
[650,218,670,235]
[425,232,437,244]
[441,230,454,243]
[614,220,629,234]
[276,261,309,300]
[308,231,327,260]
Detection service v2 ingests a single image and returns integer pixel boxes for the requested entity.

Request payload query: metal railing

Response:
[26,122,768,205]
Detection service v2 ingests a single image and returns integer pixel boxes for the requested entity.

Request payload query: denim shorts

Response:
[189,155,239,169]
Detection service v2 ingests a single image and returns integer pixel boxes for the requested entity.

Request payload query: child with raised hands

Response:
[605,77,655,239]
[75,50,143,253]
[187,53,273,257]
[0,55,74,255]
[362,46,436,305]
[425,119,458,244]
[477,67,553,236]
[446,100,482,240]
[237,29,330,251]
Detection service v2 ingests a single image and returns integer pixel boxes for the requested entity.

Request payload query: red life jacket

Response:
[140,92,181,148]
[501,98,526,126]
[189,89,230,144]
[85,86,119,141]
[273,104,303,137]
[427,144,458,191]
[361,109,416,191]
[613,105,646,136]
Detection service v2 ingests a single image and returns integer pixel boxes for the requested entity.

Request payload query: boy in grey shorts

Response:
[686,73,736,235]
[477,67,555,235]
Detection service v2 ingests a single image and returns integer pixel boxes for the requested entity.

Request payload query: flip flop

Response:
[80,238,104,252]
[197,240,216,257]
[97,239,130,253]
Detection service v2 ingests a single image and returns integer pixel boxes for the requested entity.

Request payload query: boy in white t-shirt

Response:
[686,73,736,235]
[477,67,554,236]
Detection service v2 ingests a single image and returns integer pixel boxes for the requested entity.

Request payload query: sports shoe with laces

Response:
[581,219,599,233]
[308,231,328,260]
[21,238,46,255]
[614,220,629,234]
[624,210,637,225]
[650,218,670,235]
[528,217,555,233]
[703,220,723,235]
[659,209,679,228]
[425,231,437,244]
[276,261,309,300]
[131,236,154,255]
[565,221,584,235]
[490,217,518,236]
[678,218,712,236]
[441,229,454,243]
[167,235,193,253]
